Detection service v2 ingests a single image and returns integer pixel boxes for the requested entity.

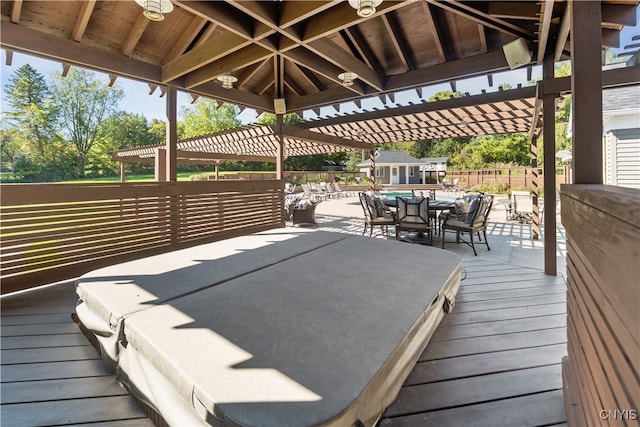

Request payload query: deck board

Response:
[2,255,567,426]
[1,281,151,426]
[380,258,567,426]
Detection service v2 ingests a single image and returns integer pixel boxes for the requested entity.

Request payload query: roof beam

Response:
[426,0,534,40]
[184,44,272,88]
[537,65,640,96]
[381,13,412,71]
[190,81,274,112]
[1,23,162,82]
[306,38,384,91]
[282,125,375,151]
[298,86,537,128]
[71,0,96,42]
[536,0,554,65]
[279,1,341,28]
[122,11,149,57]
[10,0,22,23]
[385,50,510,93]
[554,3,571,61]
[163,16,207,63]
[162,32,253,83]
[177,151,276,162]
[288,51,511,111]
[300,1,409,42]
[226,0,382,93]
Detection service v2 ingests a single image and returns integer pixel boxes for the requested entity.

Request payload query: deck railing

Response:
[561,184,640,425]
[0,180,285,294]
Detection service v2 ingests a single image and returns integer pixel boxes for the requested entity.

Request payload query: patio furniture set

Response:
[359,191,495,256]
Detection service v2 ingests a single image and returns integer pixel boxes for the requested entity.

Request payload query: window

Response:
[375,167,385,177]
[409,167,415,177]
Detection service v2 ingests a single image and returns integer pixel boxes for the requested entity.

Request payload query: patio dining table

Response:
[382,197,455,211]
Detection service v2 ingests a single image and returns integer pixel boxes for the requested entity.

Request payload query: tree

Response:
[473,133,531,167]
[180,99,240,138]
[3,64,59,161]
[91,112,156,176]
[51,68,124,176]
[0,128,23,171]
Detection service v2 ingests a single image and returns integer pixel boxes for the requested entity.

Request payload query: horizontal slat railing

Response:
[1,180,285,294]
[560,184,640,426]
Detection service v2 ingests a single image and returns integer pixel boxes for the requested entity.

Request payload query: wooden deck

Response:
[1,222,568,426]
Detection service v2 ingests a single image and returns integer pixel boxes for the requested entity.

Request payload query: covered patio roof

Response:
[2,1,635,114]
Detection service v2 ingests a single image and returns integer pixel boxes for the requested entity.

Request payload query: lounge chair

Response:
[441,194,494,256]
[332,181,350,197]
[510,190,533,223]
[395,197,432,245]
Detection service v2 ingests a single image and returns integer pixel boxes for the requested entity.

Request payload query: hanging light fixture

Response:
[348,0,382,18]
[338,71,359,87]
[217,74,238,89]
[135,0,174,21]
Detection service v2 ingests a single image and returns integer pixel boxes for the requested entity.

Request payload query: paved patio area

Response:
[302,192,567,277]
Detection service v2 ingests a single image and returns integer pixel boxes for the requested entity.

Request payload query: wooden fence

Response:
[561,184,639,426]
[0,180,284,294]
[446,167,570,191]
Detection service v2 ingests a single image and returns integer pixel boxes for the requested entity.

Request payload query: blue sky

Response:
[2,8,637,124]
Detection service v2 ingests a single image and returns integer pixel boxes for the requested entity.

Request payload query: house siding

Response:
[606,128,640,189]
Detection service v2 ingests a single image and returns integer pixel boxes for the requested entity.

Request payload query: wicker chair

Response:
[441,194,494,256]
[358,192,395,238]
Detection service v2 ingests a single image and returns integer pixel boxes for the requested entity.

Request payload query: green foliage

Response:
[180,100,240,137]
[257,112,304,125]
[51,68,124,176]
[90,112,157,177]
[3,64,60,162]
[473,133,531,167]
[555,61,571,77]
[428,90,462,101]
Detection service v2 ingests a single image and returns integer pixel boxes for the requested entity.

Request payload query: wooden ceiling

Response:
[2,1,637,115]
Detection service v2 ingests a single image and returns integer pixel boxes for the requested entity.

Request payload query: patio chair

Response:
[441,194,494,256]
[359,192,395,238]
[291,199,321,227]
[395,197,432,245]
[511,190,533,223]
[332,181,349,197]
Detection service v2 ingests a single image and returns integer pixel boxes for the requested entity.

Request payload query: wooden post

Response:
[369,150,376,191]
[165,86,178,182]
[120,162,126,183]
[531,134,540,240]
[571,0,603,184]
[275,114,284,181]
[543,52,557,276]
[154,148,166,182]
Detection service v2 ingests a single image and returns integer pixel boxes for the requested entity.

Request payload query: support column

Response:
[369,150,376,191]
[154,148,167,182]
[275,114,284,181]
[165,86,178,182]
[120,162,126,183]
[543,53,557,276]
[530,134,540,240]
[571,0,603,183]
